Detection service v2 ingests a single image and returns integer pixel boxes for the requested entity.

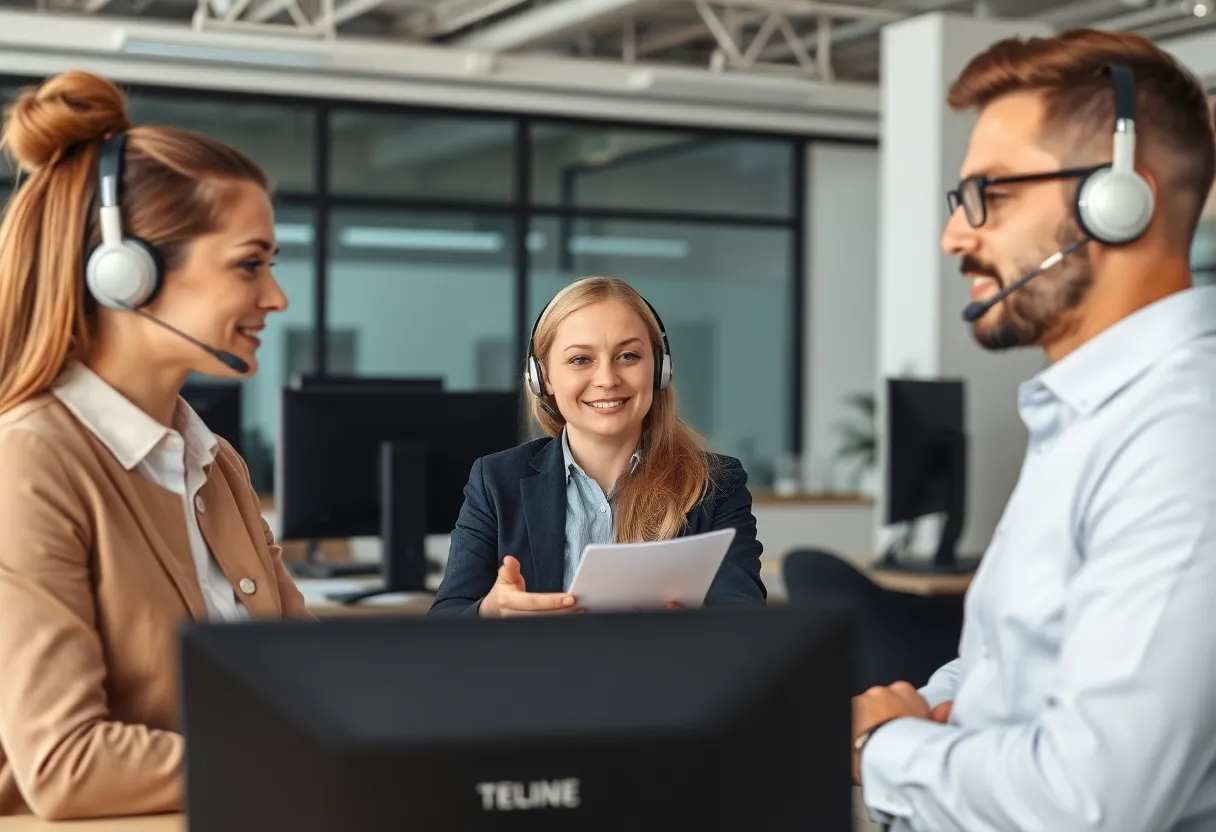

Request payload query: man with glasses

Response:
[851,29,1216,832]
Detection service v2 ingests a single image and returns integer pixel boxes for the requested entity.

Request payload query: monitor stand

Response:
[328,440,433,606]
[874,432,979,575]
[290,543,381,580]
[873,511,981,574]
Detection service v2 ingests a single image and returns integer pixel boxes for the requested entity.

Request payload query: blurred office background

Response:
[0,85,814,499]
[0,8,1213,576]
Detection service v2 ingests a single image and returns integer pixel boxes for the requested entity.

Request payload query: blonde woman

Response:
[430,276,766,616]
[0,71,310,819]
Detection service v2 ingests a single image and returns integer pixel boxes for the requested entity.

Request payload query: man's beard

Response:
[966,224,1092,351]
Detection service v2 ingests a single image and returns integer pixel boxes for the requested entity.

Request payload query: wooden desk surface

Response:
[296,577,435,617]
[0,815,182,831]
[0,790,879,831]
[308,596,433,617]
[859,561,973,597]
[762,552,973,598]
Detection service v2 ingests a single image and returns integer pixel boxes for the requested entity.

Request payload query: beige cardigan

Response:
[0,394,311,819]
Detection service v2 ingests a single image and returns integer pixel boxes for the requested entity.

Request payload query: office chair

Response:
[782,548,964,693]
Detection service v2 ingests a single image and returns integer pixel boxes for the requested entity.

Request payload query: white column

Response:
[804,142,880,495]
[875,12,1054,557]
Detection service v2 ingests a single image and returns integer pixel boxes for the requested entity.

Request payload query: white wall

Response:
[1162,27,1216,88]
[877,13,1054,557]
[804,143,880,493]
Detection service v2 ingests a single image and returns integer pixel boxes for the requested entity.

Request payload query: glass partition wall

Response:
[0,78,851,496]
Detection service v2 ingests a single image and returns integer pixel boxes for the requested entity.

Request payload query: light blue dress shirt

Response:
[862,286,1216,832]
[560,429,641,591]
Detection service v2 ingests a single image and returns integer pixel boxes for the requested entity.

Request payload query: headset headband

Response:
[1108,63,1137,128]
[98,133,126,210]
[528,294,670,356]
[526,287,673,397]
[96,133,129,250]
[1106,62,1137,176]
[1067,60,1153,247]
[85,130,166,310]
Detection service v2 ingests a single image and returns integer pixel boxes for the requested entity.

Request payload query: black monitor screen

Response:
[181,381,243,461]
[181,606,857,831]
[275,387,521,541]
[885,378,965,525]
[290,374,443,391]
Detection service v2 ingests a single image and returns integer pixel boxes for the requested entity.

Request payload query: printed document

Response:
[568,528,736,611]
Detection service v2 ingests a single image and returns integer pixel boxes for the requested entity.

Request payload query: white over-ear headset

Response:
[525,293,673,407]
[85,132,164,310]
[1074,62,1155,246]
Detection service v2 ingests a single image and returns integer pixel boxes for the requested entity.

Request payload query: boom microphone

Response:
[127,305,251,374]
[961,238,1090,323]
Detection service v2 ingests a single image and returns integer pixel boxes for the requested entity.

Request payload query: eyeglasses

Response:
[946,166,1101,228]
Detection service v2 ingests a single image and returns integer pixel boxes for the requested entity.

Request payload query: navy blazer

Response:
[429,436,767,616]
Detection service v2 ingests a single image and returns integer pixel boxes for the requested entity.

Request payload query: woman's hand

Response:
[479,556,580,617]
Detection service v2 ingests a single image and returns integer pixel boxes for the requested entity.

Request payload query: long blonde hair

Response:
[0,70,268,414]
[527,276,716,542]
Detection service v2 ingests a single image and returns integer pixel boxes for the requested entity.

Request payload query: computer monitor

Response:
[180,606,857,832]
[290,373,444,391]
[180,381,243,461]
[276,387,521,602]
[281,375,440,580]
[882,377,971,573]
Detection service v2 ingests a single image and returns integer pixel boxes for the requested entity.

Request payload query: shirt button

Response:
[239,578,256,595]
[600,506,607,513]
[194,495,205,513]
[982,643,991,659]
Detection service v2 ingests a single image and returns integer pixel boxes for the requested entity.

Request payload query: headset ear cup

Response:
[1076,166,1154,246]
[656,353,672,391]
[128,237,165,306]
[526,357,545,398]
[85,237,162,310]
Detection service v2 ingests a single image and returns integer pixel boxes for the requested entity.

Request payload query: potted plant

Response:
[833,391,877,495]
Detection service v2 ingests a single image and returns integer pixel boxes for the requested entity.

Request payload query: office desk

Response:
[309,596,433,617]
[0,792,879,831]
[861,561,973,597]
[0,815,182,830]
[297,577,435,617]
[762,551,973,599]
[0,795,880,831]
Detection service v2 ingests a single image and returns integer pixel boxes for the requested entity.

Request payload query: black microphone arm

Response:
[961,237,1090,323]
[127,305,251,373]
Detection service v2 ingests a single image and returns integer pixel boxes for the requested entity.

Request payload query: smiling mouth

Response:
[968,276,999,300]
[237,327,263,347]
[584,397,630,412]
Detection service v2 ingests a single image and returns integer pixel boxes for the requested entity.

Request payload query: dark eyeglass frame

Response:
[946,165,1103,228]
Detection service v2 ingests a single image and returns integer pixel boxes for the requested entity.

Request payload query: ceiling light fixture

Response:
[113,29,328,68]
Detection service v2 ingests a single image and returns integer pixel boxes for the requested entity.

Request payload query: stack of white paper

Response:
[567,528,736,612]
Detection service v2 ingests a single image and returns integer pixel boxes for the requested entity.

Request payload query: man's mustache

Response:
[960,257,1001,283]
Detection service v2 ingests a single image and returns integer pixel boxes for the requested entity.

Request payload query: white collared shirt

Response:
[861,286,1216,831]
[51,362,249,622]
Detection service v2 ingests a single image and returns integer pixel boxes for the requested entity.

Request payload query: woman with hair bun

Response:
[0,70,310,819]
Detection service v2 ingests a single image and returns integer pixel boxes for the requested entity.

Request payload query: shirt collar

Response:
[51,361,219,472]
[560,427,642,485]
[1030,285,1216,418]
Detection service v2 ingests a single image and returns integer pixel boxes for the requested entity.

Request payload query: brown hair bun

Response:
[1,70,132,172]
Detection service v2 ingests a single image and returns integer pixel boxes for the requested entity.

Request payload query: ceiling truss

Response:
[12,0,1216,82]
